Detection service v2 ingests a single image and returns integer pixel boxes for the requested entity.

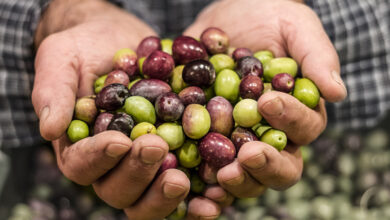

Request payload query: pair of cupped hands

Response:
[32,0,347,219]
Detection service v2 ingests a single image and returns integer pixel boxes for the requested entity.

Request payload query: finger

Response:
[124,169,190,220]
[258,91,327,145]
[216,160,267,198]
[186,197,221,220]
[52,130,131,185]
[280,3,347,102]
[92,134,169,209]
[237,141,303,190]
[203,185,235,207]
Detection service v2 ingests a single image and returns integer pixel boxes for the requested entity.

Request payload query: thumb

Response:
[32,34,79,141]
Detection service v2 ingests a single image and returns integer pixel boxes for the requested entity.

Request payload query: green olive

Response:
[263,57,298,82]
[253,50,274,65]
[191,174,205,194]
[233,99,262,127]
[130,122,157,140]
[203,86,215,102]
[177,166,191,179]
[182,104,211,140]
[161,38,173,55]
[209,54,235,73]
[176,140,202,168]
[260,129,287,151]
[170,65,188,93]
[67,120,89,143]
[157,123,185,150]
[214,69,240,103]
[253,125,272,138]
[94,74,108,94]
[293,78,320,109]
[124,96,156,124]
[137,57,146,76]
[128,77,142,90]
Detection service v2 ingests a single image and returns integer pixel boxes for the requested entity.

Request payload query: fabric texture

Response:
[0,0,389,148]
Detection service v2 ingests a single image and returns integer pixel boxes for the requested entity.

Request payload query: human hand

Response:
[31,0,217,219]
[184,0,347,199]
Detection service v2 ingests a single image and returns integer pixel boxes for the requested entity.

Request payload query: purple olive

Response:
[107,112,134,136]
[200,27,229,54]
[239,75,264,100]
[95,83,130,111]
[231,127,258,151]
[157,152,178,175]
[272,73,295,93]
[198,132,236,169]
[155,92,185,122]
[75,96,98,124]
[232,48,253,61]
[172,36,208,64]
[136,36,162,58]
[142,50,175,80]
[104,70,130,87]
[182,59,216,87]
[236,56,263,78]
[178,86,206,106]
[93,112,114,135]
[198,161,218,184]
[206,96,234,137]
[129,79,172,103]
[113,48,138,79]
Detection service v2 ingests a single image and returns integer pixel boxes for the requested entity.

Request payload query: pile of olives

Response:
[66,27,320,218]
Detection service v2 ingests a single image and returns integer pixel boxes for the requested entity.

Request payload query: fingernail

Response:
[243,153,267,170]
[224,174,245,186]
[39,106,50,122]
[140,146,165,164]
[215,192,228,202]
[261,97,283,117]
[106,144,129,158]
[163,183,187,199]
[331,70,348,97]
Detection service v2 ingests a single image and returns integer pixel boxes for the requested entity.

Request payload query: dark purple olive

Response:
[198,132,236,169]
[200,27,229,54]
[172,36,208,64]
[113,48,138,79]
[231,127,258,151]
[232,48,253,61]
[107,112,134,136]
[239,75,264,100]
[142,50,175,80]
[93,112,114,135]
[95,83,130,111]
[104,70,130,87]
[236,56,263,78]
[155,92,185,122]
[157,152,178,175]
[206,96,234,137]
[178,86,206,106]
[198,161,218,184]
[182,59,216,87]
[272,73,295,93]
[136,36,162,58]
[129,79,172,103]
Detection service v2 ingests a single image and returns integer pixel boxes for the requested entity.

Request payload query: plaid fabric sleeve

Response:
[305,0,390,129]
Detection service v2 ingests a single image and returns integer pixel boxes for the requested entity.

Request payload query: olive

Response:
[94,74,107,94]
[206,96,234,137]
[178,86,206,106]
[104,70,130,87]
[129,79,172,103]
[200,27,229,54]
[272,73,295,93]
[236,56,263,78]
[172,36,208,64]
[124,96,156,124]
[233,99,262,127]
[157,152,178,175]
[203,86,215,102]
[93,112,114,135]
[260,129,287,151]
[190,174,206,194]
[176,140,202,168]
[170,65,188,93]
[198,161,218,184]
[167,201,187,220]
[209,54,235,73]
[231,127,258,151]
[232,48,253,61]
[214,69,240,103]
[239,75,264,100]
[293,78,320,109]
[74,96,98,124]
[107,112,135,137]
[137,57,146,75]
[136,36,161,58]
[161,38,173,55]
[95,83,130,111]
[263,57,298,82]
[182,59,216,87]
[142,50,175,80]
[127,77,142,90]
[67,120,89,143]
[155,92,184,122]
[182,104,211,140]
[253,50,274,65]
[156,122,185,150]
[112,48,138,79]
[263,82,273,93]
[130,122,157,140]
